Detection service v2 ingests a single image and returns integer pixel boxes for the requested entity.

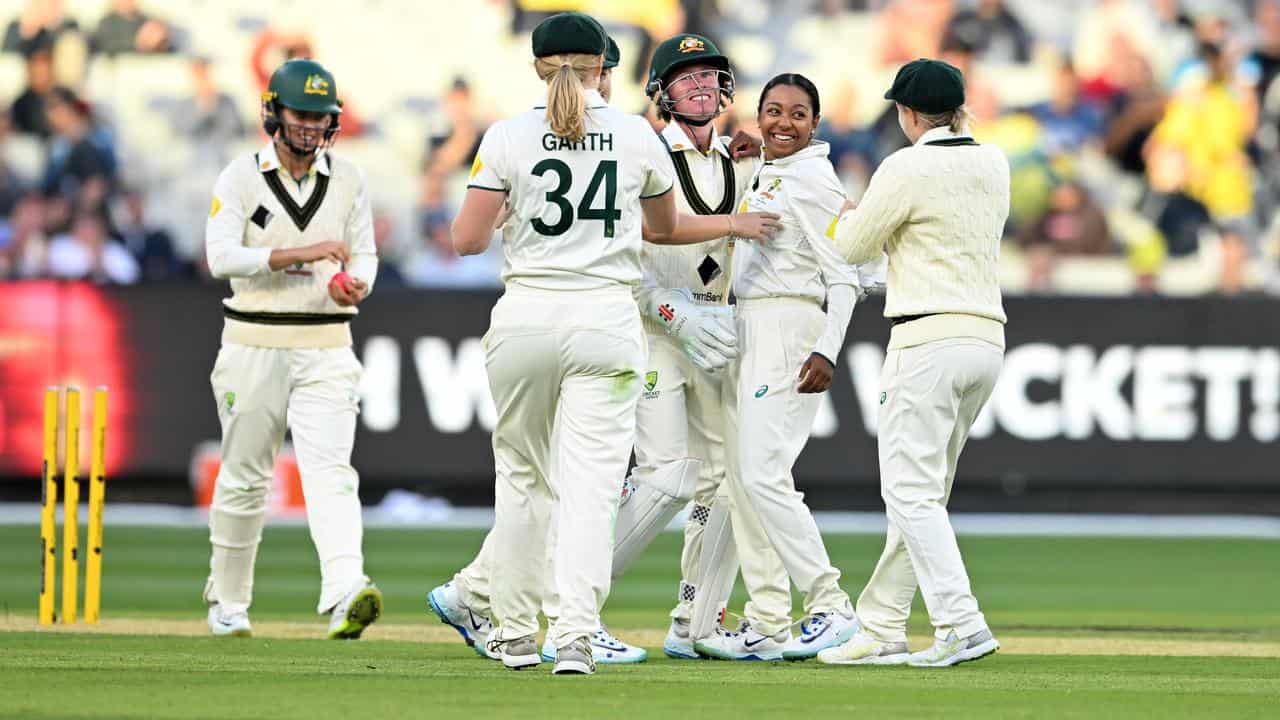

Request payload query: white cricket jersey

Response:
[205,141,377,348]
[644,122,759,307]
[734,141,858,304]
[468,88,673,292]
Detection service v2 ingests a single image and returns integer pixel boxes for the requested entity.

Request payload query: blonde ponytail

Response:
[918,105,975,134]
[535,53,601,142]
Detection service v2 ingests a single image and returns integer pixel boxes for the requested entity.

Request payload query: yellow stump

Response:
[84,387,108,624]
[39,388,59,626]
[61,387,81,624]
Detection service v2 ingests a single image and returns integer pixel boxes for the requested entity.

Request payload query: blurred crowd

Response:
[2,0,1279,296]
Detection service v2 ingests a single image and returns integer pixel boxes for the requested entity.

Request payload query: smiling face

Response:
[758,83,818,159]
[666,62,723,121]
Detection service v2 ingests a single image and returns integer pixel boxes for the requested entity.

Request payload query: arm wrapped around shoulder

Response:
[647,288,738,373]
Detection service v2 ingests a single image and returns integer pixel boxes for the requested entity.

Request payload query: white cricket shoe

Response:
[663,618,699,659]
[492,634,541,670]
[427,581,494,658]
[540,625,647,664]
[781,604,860,660]
[817,631,910,665]
[207,604,252,638]
[907,628,1000,667]
[693,621,790,661]
[552,637,595,675]
[328,578,383,639]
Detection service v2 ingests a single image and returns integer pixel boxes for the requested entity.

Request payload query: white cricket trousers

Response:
[207,343,366,615]
[729,297,849,615]
[484,285,644,649]
[857,337,1002,642]
[640,332,791,634]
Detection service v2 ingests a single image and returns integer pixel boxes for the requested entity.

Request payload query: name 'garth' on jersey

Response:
[468,88,673,292]
[542,132,614,151]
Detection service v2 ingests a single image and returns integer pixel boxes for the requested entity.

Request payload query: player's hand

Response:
[797,353,834,393]
[652,288,738,373]
[728,130,762,160]
[296,240,349,266]
[329,272,368,306]
[731,212,782,241]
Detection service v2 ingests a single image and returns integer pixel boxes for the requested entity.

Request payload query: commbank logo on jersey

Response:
[678,36,705,53]
[304,74,330,95]
[659,304,675,323]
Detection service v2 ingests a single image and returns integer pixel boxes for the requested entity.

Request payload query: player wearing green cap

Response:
[202,58,382,641]
[823,58,1006,668]
[442,11,737,676]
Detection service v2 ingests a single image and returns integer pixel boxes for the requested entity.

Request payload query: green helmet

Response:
[646,34,734,122]
[262,59,343,149]
[266,58,343,114]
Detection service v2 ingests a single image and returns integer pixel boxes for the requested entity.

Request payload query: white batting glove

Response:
[650,288,738,373]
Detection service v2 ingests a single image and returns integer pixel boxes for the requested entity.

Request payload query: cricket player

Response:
[821,59,1006,667]
[427,35,666,666]
[694,73,885,662]
[203,59,381,640]
[427,32,793,664]
[448,11,717,676]
[635,34,793,660]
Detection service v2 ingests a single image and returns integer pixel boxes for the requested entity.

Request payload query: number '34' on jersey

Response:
[467,88,674,292]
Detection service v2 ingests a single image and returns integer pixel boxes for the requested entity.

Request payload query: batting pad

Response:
[612,458,700,578]
[689,494,739,640]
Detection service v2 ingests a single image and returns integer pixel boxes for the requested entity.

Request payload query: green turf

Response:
[2,526,1278,637]
[0,633,1276,719]
[2,526,1279,718]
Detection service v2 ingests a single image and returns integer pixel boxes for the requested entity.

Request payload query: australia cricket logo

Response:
[304,74,330,95]
[643,371,660,400]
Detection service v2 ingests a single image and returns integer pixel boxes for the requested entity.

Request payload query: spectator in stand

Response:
[45,211,139,284]
[1248,1,1280,219]
[1150,40,1258,294]
[816,82,875,197]
[405,196,499,288]
[942,0,1032,64]
[0,115,26,218]
[172,56,244,166]
[3,0,79,55]
[0,193,48,278]
[1073,0,1160,85]
[371,210,406,289]
[1027,61,1104,158]
[1017,180,1112,292]
[248,28,367,136]
[1243,0,1280,105]
[92,0,173,56]
[41,87,116,221]
[1140,144,1212,259]
[423,77,482,183]
[1103,46,1166,178]
[110,188,185,281]
[877,0,955,68]
[10,48,57,138]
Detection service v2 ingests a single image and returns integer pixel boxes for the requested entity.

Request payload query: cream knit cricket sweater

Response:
[832,126,1009,350]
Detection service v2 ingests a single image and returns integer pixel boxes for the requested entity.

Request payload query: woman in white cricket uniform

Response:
[820,59,1007,668]
[202,59,382,640]
[694,74,878,662]
[450,12,683,676]
[426,34,784,666]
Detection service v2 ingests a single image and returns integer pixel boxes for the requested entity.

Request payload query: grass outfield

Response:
[1,526,1278,718]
